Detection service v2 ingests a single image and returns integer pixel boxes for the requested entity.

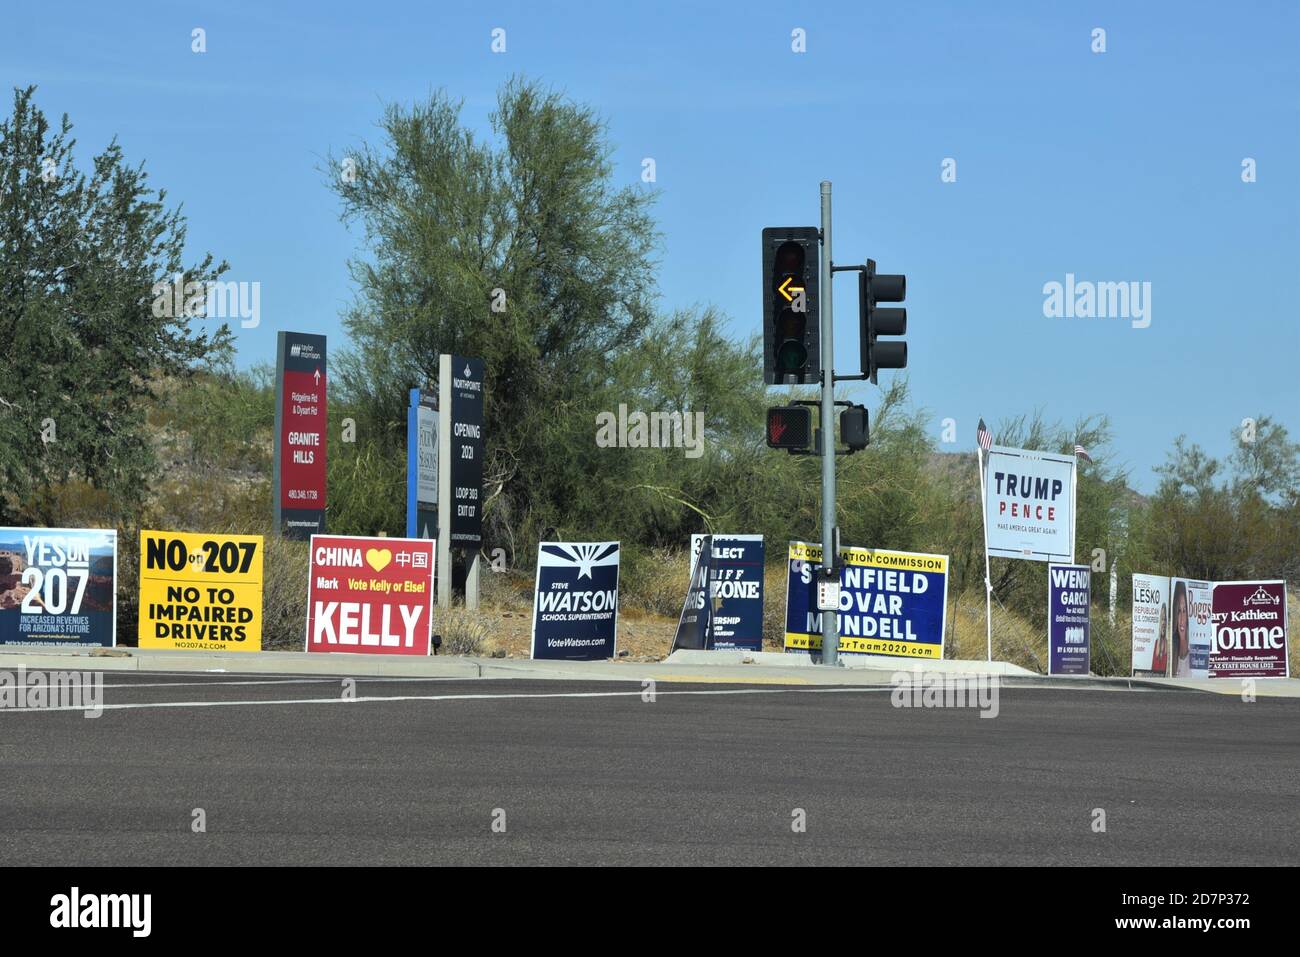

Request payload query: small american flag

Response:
[976,419,992,452]
[1074,444,1092,463]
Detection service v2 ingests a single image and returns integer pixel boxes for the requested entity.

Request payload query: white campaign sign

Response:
[983,445,1076,563]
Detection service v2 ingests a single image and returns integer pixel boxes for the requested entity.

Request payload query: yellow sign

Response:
[138,531,264,651]
[784,541,949,659]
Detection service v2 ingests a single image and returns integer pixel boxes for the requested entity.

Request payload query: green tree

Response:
[0,86,230,525]
[326,78,658,550]
[1140,417,1300,582]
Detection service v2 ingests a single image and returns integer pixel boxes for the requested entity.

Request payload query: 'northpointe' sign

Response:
[441,355,484,548]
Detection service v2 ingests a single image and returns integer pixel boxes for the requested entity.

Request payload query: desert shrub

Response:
[435,606,490,656]
[619,546,690,617]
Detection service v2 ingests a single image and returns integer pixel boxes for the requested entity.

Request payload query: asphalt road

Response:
[0,673,1295,865]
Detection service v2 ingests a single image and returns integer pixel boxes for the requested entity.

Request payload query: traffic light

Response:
[859,258,907,384]
[840,404,869,451]
[762,226,820,385]
[766,405,812,451]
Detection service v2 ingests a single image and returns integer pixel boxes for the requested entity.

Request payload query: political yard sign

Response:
[983,446,1076,563]
[138,531,264,652]
[1131,573,1170,677]
[1208,581,1289,679]
[531,542,620,661]
[1047,563,1090,676]
[306,535,435,656]
[785,542,949,660]
[690,533,764,651]
[1169,577,1213,679]
[673,535,713,652]
[0,528,117,648]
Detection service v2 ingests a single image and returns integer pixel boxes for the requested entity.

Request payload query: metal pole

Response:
[977,446,993,662]
[437,354,452,609]
[820,181,839,667]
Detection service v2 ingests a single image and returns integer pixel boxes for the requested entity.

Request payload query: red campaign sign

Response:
[1209,581,1289,678]
[280,367,327,510]
[306,535,435,656]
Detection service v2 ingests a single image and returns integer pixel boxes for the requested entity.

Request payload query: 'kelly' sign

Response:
[306,535,434,655]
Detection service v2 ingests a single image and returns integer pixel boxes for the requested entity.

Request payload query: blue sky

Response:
[5,0,1297,490]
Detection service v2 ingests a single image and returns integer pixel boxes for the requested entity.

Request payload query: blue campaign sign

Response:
[0,528,117,648]
[691,534,764,652]
[784,541,948,660]
[1048,563,1091,676]
[530,542,620,660]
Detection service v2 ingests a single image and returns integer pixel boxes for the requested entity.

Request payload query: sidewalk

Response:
[1,644,1295,694]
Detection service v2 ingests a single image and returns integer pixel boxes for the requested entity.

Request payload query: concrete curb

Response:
[0,646,1295,694]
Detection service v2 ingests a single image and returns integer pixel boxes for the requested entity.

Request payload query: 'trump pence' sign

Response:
[983,446,1075,563]
[306,535,434,655]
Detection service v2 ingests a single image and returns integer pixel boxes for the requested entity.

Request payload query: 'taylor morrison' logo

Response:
[151,273,260,329]
[595,404,704,459]
[1042,273,1151,329]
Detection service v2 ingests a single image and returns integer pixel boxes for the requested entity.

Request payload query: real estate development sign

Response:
[306,535,434,656]
[1169,577,1212,679]
[530,542,620,661]
[1048,563,1090,676]
[1209,581,1289,679]
[406,388,438,539]
[0,528,116,648]
[138,531,264,651]
[439,354,484,549]
[690,533,764,652]
[274,331,327,539]
[983,445,1075,563]
[1131,573,1170,677]
[784,541,948,660]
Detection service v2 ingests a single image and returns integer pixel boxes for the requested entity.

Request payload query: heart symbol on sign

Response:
[365,548,392,572]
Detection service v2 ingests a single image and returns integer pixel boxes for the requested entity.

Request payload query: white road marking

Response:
[0,675,468,690]
[100,677,464,689]
[0,685,895,714]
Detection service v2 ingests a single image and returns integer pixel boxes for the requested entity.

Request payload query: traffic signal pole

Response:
[819,181,839,667]
[762,186,907,667]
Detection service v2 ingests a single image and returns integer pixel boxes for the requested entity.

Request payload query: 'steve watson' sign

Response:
[274,331,327,539]
[440,355,484,548]
[530,542,620,661]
